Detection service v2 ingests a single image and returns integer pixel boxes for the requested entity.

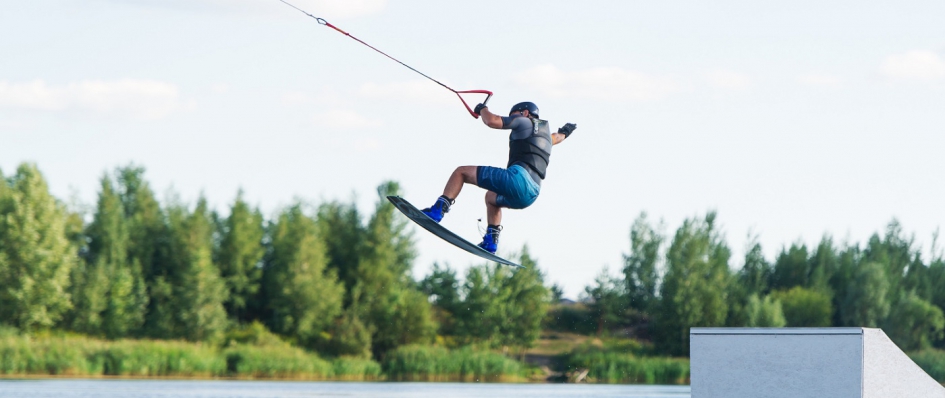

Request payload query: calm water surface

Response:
[0,380,690,398]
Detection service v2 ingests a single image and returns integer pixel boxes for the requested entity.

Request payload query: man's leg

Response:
[478,191,503,254]
[423,166,477,223]
[443,166,478,199]
[485,191,502,226]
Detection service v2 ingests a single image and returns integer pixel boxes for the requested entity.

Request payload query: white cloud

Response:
[516,64,682,102]
[705,70,753,91]
[881,50,945,81]
[796,74,843,88]
[312,109,380,129]
[0,79,188,119]
[359,80,453,104]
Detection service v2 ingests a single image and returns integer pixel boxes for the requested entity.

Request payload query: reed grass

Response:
[0,334,385,380]
[565,346,689,384]
[382,344,526,382]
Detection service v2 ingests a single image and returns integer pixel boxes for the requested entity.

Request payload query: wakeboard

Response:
[387,196,523,269]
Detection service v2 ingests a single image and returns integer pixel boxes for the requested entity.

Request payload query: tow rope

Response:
[277,0,493,118]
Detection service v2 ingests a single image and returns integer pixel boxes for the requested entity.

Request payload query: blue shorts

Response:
[476,164,541,209]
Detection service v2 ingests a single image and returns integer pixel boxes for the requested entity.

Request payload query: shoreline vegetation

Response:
[0,333,691,384]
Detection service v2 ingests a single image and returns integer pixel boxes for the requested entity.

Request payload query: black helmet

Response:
[509,101,539,118]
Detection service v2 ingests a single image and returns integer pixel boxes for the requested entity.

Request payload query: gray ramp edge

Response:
[691,328,863,398]
[862,328,945,398]
[691,328,945,398]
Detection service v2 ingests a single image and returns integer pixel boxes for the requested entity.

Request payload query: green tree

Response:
[454,264,499,343]
[114,166,167,339]
[808,236,839,293]
[216,190,265,322]
[772,286,832,327]
[503,248,550,351]
[453,249,549,352]
[622,212,663,316]
[584,268,626,336]
[739,238,772,295]
[770,243,809,290]
[884,292,945,351]
[840,262,890,327]
[353,182,434,355]
[653,212,731,356]
[0,164,77,330]
[70,175,148,337]
[115,166,164,283]
[745,294,786,327]
[420,263,461,335]
[324,285,373,358]
[262,202,344,347]
[148,198,229,341]
[316,198,365,296]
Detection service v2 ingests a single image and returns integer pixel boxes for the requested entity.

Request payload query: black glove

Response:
[558,123,577,138]
[474,103,488,116]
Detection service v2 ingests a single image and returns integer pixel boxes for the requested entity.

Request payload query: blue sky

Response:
[2,0,944,298]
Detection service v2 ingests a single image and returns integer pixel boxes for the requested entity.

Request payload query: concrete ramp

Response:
[690,328,945,398]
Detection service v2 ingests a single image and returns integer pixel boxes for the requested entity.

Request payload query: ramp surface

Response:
[690,328,945,398]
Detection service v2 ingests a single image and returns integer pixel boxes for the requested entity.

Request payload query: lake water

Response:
[0,380,690,398]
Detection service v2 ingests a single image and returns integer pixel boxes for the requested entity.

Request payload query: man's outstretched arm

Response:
[552,123,577,145]
[475,104,505,129]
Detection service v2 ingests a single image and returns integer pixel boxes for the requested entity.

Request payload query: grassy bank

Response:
[0,335,521,382]
[1,333,698,384]
[0,335,379,380]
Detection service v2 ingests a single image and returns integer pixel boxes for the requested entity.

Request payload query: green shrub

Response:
[382,344,525,382]
[224,344,331,379]
[564,345,689,384]
[332,356,382,380]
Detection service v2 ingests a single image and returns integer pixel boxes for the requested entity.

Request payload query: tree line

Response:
[580,212,945,356]
[0,163,549,359]
[3,162,943,360]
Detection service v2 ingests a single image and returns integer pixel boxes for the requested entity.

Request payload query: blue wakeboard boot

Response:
[477,224,502,254]
[421,195,454,223]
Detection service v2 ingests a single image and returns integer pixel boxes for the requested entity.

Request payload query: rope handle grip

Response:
[454,90,493,119]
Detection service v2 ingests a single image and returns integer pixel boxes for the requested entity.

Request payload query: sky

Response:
[2,0,944,299]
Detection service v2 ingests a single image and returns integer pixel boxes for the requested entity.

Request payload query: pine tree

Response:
[115,166,165,287]
[623,212,663,316]
[0,164,77,330]
[169,198,229,341]
[739,238,772,295]
[216,190,265,322]
[86,175,149,337]
[146,197,228,341]
[262,202,344,347]
[770,243,809,290]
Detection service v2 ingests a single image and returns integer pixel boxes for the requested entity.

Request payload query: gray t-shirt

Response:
[500,115,544,185]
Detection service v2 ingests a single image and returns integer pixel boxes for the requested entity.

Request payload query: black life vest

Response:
[507,118,552,179]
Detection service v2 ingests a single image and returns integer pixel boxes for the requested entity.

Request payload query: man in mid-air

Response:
[420,101,577,253]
